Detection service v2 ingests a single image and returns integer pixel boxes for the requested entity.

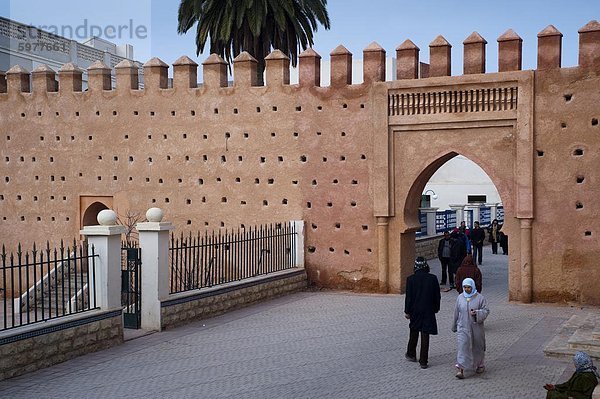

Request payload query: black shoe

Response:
[420,363,428,369]
[405,354,417,362]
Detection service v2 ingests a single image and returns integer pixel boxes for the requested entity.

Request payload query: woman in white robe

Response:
[451,277,490,379]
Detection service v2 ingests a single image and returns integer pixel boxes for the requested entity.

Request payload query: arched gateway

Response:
[373,72,534,302]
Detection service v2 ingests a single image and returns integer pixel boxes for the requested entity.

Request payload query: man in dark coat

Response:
[449,230,467,289]
[404,257,441,369]
[437,231,453,286]
[470,221,486,265]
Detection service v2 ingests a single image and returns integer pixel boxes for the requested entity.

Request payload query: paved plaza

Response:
[0,246,593,398]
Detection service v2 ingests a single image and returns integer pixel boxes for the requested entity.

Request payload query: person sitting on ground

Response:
[544,351,599,399]
[455,255,482,294]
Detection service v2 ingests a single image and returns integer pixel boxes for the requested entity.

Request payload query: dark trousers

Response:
[407,328,430,366]
[440,257,451,284]
[472,243,483,264]
[491,241,498,254]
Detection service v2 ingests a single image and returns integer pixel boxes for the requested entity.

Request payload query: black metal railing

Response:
[169,222,297,294]
[0,240,98,331]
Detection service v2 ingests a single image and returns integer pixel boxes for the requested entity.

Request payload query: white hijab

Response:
[462,278,478,298]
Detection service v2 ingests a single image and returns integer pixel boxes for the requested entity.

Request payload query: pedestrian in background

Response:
[544,351,599,398]
[450,230,467,289]
[404,257,441,369]
[452,278,489,379]
[455,255,482,294]
[470,221,485,265]
[488,219,501,255]
[437,231,455,287]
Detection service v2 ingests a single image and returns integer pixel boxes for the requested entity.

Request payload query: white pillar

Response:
[292,220,305,268]
[80,210,126,311]
[136,208,174,331]
[419,207,439,236]
[486,203,498,224]
[449,204,466,227]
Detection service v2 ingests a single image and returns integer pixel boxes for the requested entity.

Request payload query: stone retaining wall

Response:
[0,309,123,381]
[416,235,443,260]
[161,268,307,330]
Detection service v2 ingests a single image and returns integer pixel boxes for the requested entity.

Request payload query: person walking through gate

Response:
[488,219,501,255]
[404,257,441,369]
[452,278,489,379]
[470,222,485,265]
[449,230,467,289]
[455,255,482,294]
[438,231,454,287]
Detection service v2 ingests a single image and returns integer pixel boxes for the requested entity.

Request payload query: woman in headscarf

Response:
[451,278,490,379]
[544,351,599,398]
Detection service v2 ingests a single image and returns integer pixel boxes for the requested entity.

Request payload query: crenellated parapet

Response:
[0,20,599,97]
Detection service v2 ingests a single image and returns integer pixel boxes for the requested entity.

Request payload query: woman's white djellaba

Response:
[452,278,490,379]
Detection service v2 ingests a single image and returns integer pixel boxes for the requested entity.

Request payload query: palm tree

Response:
[177,0,331,85]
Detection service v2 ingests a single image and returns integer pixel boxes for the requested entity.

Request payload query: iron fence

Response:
[497,206,505,224]
[435,210,457,233]
[480,206,492,226]
[0,240,98,331]
[169,222,297,294]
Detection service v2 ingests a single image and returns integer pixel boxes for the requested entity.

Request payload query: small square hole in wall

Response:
[113,176,117,181]
[263,200,268,206]
[182,133,187,139]
[573,149,584,156]
[20,113,25,118]
[191,110,196,116]
[233,108,238,114]
[214,108,219,114]
[171,111,176,116]
[272,106,277,111]
[311,179,317,186]
[278,156,283,162]
[244,133,249,139]
[203,134,208,139]
[332,179,339,184]
[271,132,276,137]
[260,157,266,163]
[316,131,322,136]
[317,106,323,111]
[55,112,59,116]
[361,154,367,160]
[592,118,598,126]
[564,94,572,102]
[133,111,139,115]
[255,178,260,184]
[576,175,585,184]
[203,155,208,161]
[351,180,358,185]
[148,134,152,139]
[256,107,261,113]
[351,201,357,207]
[71,135,75,141]
[40,136,44,141]
[238,156,243,162]
[576,201,583,209]
[164,134,168,140]
[75,112,79,117]
[307,201,312,209]
[55,136,60,141]
[124,134,129,139]
[300,155,307,163]
[292,180,298,185]
[327,202,333,207]
[150,111,155,116]
[240,200,246,205]
[537,150,544,157]
[268,178,274,184]
[235,177,241,182]
[113,111,117,116]
[187,220,192,225]
[585,231,592,236]
[340,155,346,161]
[88,136,93,140]
[561,122,567,129]
[322,157,327,162]
[296,106,301,111]
[146,178,150,182]
[6,136,10,141]
[178,178,182,183]
[293,132,299,137]
[341,131,346,137]
[96,111,100,116]
[151,199,156,203]
[342,103,347,109]
[360,104,365,109]
[216,177,222,182]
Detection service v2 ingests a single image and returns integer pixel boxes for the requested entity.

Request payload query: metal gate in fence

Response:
[121,247,141,329]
